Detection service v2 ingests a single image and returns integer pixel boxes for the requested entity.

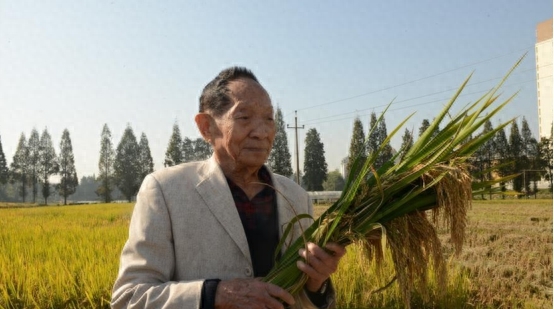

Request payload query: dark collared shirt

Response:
[226,166,279,277]
[201,167,327,308]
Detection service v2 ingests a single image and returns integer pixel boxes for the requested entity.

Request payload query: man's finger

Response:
[297,260,327,282]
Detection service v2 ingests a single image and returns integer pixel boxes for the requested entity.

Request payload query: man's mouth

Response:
[244,147,267,152]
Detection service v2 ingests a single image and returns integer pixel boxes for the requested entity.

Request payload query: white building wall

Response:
[536,38,553,138]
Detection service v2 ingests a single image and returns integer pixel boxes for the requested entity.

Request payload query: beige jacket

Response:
[111,157,334,309]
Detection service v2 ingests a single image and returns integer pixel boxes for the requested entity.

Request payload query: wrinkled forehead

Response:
[227,78,273,109]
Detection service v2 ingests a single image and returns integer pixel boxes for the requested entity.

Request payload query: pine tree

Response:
[367,113,379,159]
[27,128,41,203]
[419,119,431,137]
[0,135,8,185]
[376,117,393,168]
[521,117,535,157]
[38,128,59,204]
[493,124,510,197]
[508,120,524,193]
[193,138,213,161]
[520,117,539,194]
[528,136,540,196]
[10,133,30,202]
[138,132,154,182]
[114,125,141,202]
[346,117,366,178]
[182,137,195,162]
[419,119,440,138]
[367,113,392,169]
[399,128,414,159]
[164,123,183,167]
[57,129,78,205]
[268,108,293,177]
[97,124,115,203]
[302,128,327,191]
[474,120,495,198]
[538,134,553,189]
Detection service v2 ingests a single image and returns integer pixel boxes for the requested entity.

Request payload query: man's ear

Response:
[194,113,214,143]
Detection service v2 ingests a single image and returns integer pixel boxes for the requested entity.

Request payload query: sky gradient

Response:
[1,1,552,178]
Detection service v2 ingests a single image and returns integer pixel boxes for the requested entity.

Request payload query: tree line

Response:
[0,108,338,204]
[0,110,551,204]
[469,117,553,197]
[0,122,215,204]
[95,124,155,203]
[0,128,78,205]
[344,113,553,197]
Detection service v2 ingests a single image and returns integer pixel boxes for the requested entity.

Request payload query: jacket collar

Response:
[195,157,252,264]
[194,157,301,264]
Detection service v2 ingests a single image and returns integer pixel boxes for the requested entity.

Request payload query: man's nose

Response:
[250,119,272,138]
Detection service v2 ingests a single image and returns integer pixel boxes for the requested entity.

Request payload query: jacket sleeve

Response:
[111,175,203,309]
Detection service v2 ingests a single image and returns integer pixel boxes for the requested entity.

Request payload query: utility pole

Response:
[522,169,545,198]
[287,110,304,185]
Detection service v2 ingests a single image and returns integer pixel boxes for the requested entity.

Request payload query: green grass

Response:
[1,200,552,308]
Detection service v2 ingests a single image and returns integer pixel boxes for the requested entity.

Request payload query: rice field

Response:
[329,199,553,308]
[0,199,552,308]
[0,203,130,308]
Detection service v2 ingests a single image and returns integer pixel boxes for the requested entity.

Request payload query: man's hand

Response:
[297,242,346,292]
[215,278,295,309]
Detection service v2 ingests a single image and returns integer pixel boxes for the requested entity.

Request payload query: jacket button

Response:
[245,267,252,277]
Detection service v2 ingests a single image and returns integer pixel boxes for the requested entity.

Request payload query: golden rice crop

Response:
[0,203,131,309]
[1,200,549,308]
[264,57,524,308]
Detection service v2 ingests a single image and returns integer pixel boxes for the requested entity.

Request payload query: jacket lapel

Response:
[273,176,305,253]
[195,158,252,265]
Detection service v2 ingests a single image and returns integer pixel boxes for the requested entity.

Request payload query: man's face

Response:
[209,78,276,170]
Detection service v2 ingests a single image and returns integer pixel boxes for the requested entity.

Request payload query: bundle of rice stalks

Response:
[263,58,524,308]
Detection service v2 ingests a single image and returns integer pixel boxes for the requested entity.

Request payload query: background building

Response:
[535,18,553,138]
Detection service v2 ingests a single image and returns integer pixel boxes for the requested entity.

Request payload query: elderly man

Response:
[111,67,346,309]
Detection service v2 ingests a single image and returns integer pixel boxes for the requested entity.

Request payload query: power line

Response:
[300,64,542,125]
[291,46,533,114]
[302,77,544,126]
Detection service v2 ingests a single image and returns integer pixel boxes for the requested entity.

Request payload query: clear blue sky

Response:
[0,1,552,178]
